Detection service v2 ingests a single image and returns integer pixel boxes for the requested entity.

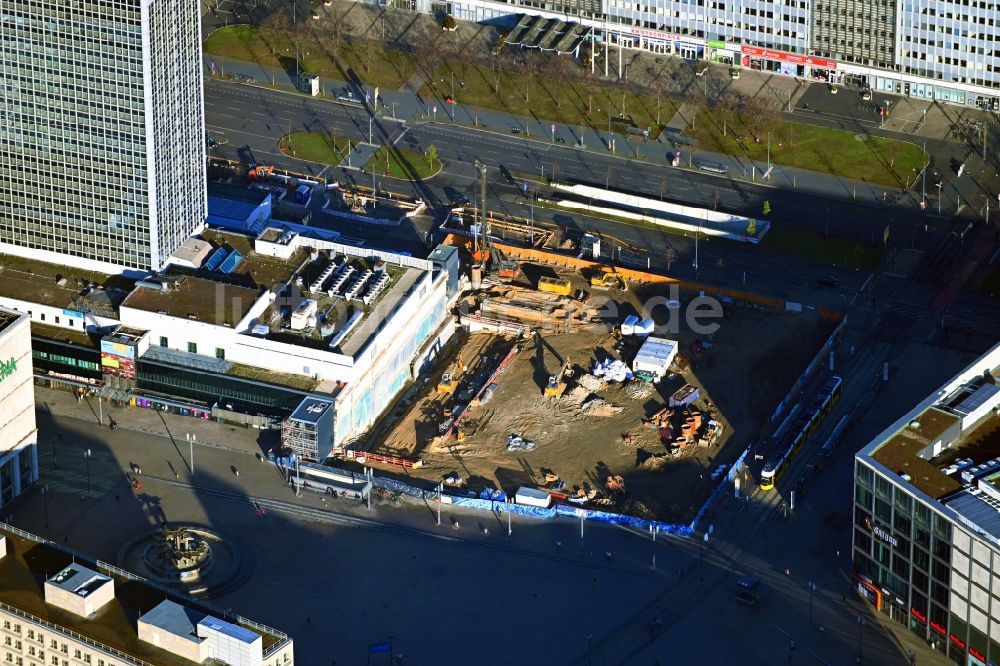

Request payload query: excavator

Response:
[248,164,274,181]
[589,267,628,291]
[437,352,463,394]
[544,356,572,398]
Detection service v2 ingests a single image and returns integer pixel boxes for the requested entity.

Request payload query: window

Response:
[40,314,45,322]
[54,317,60,325]
[159,336,167,347]
[187,342,197,354]
[215,348,225,360]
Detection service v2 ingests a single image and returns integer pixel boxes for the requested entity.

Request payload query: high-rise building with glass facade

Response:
[0,0,206,274]
[854,342,1000,665]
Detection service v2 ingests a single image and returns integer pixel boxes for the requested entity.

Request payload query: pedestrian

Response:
[57,432,62,441]
[555,540,562,549]
[605,551,612,562]
[592,577,597,587]
[64,535,68,544]
[836,549,840,558]
[305,616,311,625]
[115,494,119,502]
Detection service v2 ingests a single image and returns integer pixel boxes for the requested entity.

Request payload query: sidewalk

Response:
[208,53,949,217]
[35,385,276,458]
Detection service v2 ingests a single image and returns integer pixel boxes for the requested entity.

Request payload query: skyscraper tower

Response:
[0,0,206,274]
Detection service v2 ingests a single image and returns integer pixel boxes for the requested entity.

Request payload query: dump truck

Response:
[537,276,572,296]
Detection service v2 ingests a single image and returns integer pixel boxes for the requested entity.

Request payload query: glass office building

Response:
[854,342,1000,665]
[0,0,206,273]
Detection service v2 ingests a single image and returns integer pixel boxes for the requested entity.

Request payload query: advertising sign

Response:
[100,339,135,359]
[740,46,837,70]
[0,357,16,383]
[101,352,136,380]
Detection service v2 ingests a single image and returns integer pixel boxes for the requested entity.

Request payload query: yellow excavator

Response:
[544,356,572,398]
[589,268,628,291]
[437,352,463,394]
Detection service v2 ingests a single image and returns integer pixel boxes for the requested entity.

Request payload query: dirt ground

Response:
[370,277,836,523]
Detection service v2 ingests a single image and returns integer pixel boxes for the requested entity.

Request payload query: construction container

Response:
[537,277,572,296]
[632,337,679,382]
[515,486,553,508]
[621,314,639,336]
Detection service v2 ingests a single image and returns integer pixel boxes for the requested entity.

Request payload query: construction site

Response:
[364,243,838,523]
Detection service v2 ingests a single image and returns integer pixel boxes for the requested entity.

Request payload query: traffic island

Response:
[362,146,442,180]
[278,131,349,165]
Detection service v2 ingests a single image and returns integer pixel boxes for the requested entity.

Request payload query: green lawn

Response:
[420,60,678,136]
[203,25,417,90]
[684,110,926,188]
[279,131,348,164]
[758,224,885,270]
[363,146,441,180]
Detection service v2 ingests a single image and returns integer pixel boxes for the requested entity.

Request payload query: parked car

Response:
[861,88,873,101]
[555,135,566,144]
[829,84,839,94]
[510,126,522,134]
[817,275,840,288]
[729,67,741,79]
[695,62,709,77]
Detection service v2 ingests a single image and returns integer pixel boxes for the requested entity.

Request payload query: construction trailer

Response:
[632,337,678,382]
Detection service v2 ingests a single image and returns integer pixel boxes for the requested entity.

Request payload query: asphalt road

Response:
[204,79,955,306]
[204,79,946,249]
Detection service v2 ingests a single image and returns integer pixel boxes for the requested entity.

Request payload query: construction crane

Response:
[544,356,571,398]
[437,352,463,394]
[471,160,494,271]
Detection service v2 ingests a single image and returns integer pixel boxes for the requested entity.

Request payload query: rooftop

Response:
[0,253,135,310]
[139,600,203,645]
[199,229,307,289]
[871,407,965,500]
[863,341,1000,520]
[290,397,333,424]
[31,323,100,348]
[0,308,23,336]
[121,276,261,326]
[46,565,111,596]
[0,526,288,665]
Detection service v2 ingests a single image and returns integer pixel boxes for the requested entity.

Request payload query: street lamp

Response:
[587,634,593,666]
[936,182,943,215]
[856,616,865,663]
[84,448,92,496]
[693,214,702,277]
[368,115,375,145]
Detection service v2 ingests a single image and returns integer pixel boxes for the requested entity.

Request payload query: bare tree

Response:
[259,8,290,55]
[521,52,543,104]
[716,92,742,137]
[683,86,708,131]
[746,97,781,143]
[489,49,510,95]
[545,53,570,107]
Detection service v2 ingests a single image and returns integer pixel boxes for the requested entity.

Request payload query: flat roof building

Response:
[854,341,1000,663]
[0,523,294,665]
[0,0,206,274]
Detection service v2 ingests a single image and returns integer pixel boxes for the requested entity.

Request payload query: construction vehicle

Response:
[248,164,274,181]
[589,269,627,291]
[537,276,572,296]
[544,357,571,398]
[437,353,462,394]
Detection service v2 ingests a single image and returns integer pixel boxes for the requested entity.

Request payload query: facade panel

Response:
[0,0,205,273]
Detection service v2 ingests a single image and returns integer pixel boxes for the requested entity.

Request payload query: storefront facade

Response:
[708,40,737,65]
[740,46,839,82]
[0,309,37,508]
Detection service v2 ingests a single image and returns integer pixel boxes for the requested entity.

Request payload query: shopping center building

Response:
[0,227,457,451]
[0,307,36,509]
[854,341,1000,664]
